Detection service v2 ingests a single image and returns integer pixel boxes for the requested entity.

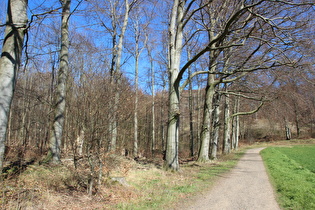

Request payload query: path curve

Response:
[178,147,280,210]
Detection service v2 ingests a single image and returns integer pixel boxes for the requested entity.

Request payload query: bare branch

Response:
[219,91,266,101]
[182,1,211,29]
[176,1,267,86]
[179,70,210,93]
[268,0,315,6]
[231,101,264,118]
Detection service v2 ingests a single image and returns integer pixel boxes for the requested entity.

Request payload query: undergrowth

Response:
[0,149,245,209]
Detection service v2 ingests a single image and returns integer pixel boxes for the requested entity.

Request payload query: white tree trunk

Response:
[49,0,71,163]
[165,0,184,171]
[76,129,85,156]
[285,118,291,140]
[232,96,240,150]
[223,92,231,154]
[0,0,28,171]
[210,92,220,160]
[132,14,147,157]
[108,0,130,152]
[133,48,139,157]
[197,46,218,162]
[197,78,215,162]
[148,46,156,154]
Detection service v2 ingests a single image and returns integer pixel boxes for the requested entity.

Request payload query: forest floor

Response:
[1,139,314,209]
[174,147,280,210]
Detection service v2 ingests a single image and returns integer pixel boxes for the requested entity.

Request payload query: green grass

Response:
[274,145,315,173]
[261,145,315,209]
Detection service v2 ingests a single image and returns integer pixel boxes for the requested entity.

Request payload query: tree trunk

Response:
[232,95,240,150]
[164,0,184,171]
[108,0,130,152]
[197,78,216,162]
[285,125,291,140]
[0,0,28,172]
[223,91,231,155]
[160,91,166,152]
[148,47,156,155]
[49,0,71,163]
[197,45,218,162]
[132,14,147,157]
[187,48,194,157]
[188,77,194,157]
[197,13,218,162]
[196,86,202,151]
[284,118,291,140]
[165,69,180,170]
[293,103,300,138]
[133,46,139,157]
[210,92,220,160]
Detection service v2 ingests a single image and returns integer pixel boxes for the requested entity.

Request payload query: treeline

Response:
[7,67,315,160]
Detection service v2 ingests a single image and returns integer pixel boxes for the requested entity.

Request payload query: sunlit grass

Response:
[261,145,315,209]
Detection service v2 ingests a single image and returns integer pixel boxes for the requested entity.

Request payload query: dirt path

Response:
[177,148,280,210]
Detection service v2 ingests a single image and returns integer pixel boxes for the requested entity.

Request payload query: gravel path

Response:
[178,148,280,210]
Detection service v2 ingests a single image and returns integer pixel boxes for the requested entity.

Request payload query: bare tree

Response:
[129,4,149,157]
[0,0,28,172]
[146,38,157,155]
[89,0,138,152]
[48,0,71,163]
[164,0,185,171]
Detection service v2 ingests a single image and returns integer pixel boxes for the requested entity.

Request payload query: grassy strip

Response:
[115,151,244,210]
[274,145,315,172]
[261,146,315,209]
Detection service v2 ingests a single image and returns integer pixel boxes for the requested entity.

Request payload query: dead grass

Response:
[1,154,219,209]
[0,153,140,209]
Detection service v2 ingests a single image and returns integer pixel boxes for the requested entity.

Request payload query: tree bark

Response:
[164,0,184,171]
[197,76,216,162]
[232,95,240,150]
[0,0,28,172]
[223,90,231,155]
[49,0,71,163]
[210,92,220,160]
[197,43,218,162]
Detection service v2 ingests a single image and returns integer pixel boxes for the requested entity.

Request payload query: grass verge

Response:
[116,151,245,209]
[261,145,315,209]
